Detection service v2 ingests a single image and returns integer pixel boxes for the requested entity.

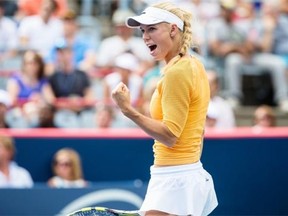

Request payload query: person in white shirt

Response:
[102,52,144,108]
[102,52,144,128]
[17,0,63,58]
[206,70,236,128]
[0,2,18,68]
[48,148,87,188]
[96,8,154,76]
[0,135,33,188]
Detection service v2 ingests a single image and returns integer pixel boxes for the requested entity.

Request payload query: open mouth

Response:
[148,44,157,52]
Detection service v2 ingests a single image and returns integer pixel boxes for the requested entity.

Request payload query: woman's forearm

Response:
[122,106,177,147]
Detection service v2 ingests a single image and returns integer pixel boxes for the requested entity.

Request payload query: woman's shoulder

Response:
[74,70,91,80]
[48,176,60,183]
[167,55,203,74]
[10,162,31,176]
[8,74,23,86]
[48,176,87,188]
[47,176,61,187]
[184,55,204,66]
[9,73,21,80]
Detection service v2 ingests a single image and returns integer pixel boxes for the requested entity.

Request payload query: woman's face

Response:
[63,19,78,36]
[23,54,40,78]
[254,111,274,127]
[54,153,73,179]
[140,23,175,63]
[0,143,12,163]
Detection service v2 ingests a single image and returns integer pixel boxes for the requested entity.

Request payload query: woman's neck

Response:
[23,74,38,86]
[165,44,182,64]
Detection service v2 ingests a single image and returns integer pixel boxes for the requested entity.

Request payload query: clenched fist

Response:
[111,82,131,112]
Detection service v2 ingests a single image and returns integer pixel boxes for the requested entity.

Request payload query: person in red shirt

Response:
[17,0,68,17]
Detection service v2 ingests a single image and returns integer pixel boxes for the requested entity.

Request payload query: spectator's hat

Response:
[114,52,139,72]
[220,0,236,10]
[112,9,136,26]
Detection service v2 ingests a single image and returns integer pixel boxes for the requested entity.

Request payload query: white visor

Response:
[126,7,184,31]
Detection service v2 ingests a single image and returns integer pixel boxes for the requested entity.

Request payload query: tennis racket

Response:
[67,206,140,216]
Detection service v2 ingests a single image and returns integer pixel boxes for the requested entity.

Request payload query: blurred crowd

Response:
[1,0,287,189]
[0,0,287,130]
[0,133,87,188]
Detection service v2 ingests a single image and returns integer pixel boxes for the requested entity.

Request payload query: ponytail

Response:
[152,2,193,55]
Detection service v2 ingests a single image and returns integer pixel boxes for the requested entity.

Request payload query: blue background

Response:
[0,129,288,215]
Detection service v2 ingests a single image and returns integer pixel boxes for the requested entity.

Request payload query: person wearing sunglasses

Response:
[48,148,87,188]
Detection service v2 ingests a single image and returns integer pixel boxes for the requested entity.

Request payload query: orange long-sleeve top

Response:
[150,55,210,166]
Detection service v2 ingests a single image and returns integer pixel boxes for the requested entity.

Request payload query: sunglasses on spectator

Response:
[54,161,72,167]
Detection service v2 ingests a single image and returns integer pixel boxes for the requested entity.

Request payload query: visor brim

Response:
[126,15,163,28]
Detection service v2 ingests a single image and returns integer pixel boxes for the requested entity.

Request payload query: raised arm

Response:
[111,82,177,147]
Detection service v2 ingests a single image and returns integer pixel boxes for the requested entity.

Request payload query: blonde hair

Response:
[253,105,276,127]
[152,2,193,56]
[52,148,84,180]
[0,135,15,159]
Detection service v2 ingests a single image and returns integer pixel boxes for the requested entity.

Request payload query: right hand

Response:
[111,82,131,112]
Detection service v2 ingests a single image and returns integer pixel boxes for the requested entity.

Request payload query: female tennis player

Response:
[111,2,218,216]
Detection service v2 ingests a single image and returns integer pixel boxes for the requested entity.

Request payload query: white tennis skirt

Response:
[139,161,218,216]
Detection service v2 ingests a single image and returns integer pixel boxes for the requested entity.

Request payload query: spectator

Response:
[0,1,19,69]
[178,0,220,56]
[246,0,288,112]
[6,50,54,106]
[102,52,143,128]
[37,102,56,128]
[207,0,288,112]
[48,148,87,188]
[206,70,236,128]
[271,0,288,66]
[0,134,34,188]
[253,104,276,128]
[0,89,11,128]
[6,50,55,128]
[232,0,255,22]
[95,103,114,129]
[17,0,68,18]
[102,52,144,109]
[207,0,252,96]
[17,0,64,58]
[205,103,219,128]
[45,10,97,75]
[0,0,18,17]
[266,0,288,85]
[96,8,154,76]
[48,41,94,114]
